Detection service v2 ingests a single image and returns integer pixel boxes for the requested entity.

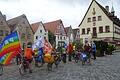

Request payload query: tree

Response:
[48,31,56,46]
[73,40,83,50]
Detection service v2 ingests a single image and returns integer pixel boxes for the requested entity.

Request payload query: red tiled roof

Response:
[31,22,40,33]
[44,19,62,34]
[31,21,47,33]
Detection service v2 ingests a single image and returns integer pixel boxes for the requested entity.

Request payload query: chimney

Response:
[3,15,6,20]
[105,6,109,12]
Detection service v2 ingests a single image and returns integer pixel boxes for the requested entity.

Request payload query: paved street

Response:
[1,52,120,80]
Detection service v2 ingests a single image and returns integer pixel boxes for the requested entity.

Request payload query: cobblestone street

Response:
[1,52,120,80]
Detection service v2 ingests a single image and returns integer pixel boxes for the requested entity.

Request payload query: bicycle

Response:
[74,51,81,63]
[34,55,44,67]
[81,53,87,65]
[0,63,3,76]
[54,53,61,67]
[18,56,31,75]
[44,53,61,71]
[74,54,80,63]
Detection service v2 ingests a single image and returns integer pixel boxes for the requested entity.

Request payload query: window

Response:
[93,22,96,26]
[105,26,110,32]
[82,29,85,34]
[87,18,91,22]
[0,21,3,25]
[44,37,46,39]
[99,26,103,33]
[60,36,62,40]
[115,27,120,34]
[40,30,42,33]
[5,31,9,36]
[58,36,59,40]
[21,33,25,40]
[36,36,38,39]
[64,37,66,40]
[87,28,90,34]
[98,16,102,21]
[23,21,25,24]
[93,17,96,21]
[44,33,46,35]
[0,30,3,36]
[27,34,31,39]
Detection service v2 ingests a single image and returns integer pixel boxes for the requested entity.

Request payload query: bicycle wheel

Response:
[47,63,52,71]
[19,64,25,75]
[75,58,78,63]
[0,64,3,76]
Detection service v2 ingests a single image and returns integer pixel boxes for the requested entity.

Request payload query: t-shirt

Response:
[24,48,33,59]
[84,45,89,52]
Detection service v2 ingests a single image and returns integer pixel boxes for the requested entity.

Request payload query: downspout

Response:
[113,22,114,43]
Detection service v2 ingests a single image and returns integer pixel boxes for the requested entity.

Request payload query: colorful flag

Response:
[0,51,19,65]
[0,31,21,57]
[32,36,44,51]
[44,38,52,54]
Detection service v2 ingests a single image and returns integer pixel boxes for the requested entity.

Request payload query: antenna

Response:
[111,0,113,7]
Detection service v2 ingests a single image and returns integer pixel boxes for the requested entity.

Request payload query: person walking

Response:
[92,42,96,60]
[62,47,67,63]
[16,51,22,65]
[67,43,73,62]
[84,41,91,65]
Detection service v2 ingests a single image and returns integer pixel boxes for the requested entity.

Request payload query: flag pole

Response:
[16,31,22,51]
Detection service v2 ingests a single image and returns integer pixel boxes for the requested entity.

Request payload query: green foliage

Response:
[106,44,116,55]
[94,41,116,57]
[96,49,104,57]
[73,41,83,50]
[48,31,55,46]
[94,41,107,57]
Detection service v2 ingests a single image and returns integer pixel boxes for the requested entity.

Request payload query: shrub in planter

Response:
[96,49,104,57]
[106,44,116,55]
[94,41,105,57]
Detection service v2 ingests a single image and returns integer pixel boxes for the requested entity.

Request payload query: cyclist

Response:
[24,43,34,73]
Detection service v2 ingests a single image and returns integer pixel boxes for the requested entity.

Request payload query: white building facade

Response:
[31,22,48,43]
[79,0,120,45]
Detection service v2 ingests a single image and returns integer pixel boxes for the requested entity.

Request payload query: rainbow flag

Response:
[0,31,21,57]
[0,51,18,65]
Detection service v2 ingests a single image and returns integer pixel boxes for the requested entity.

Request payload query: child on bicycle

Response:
[74,49,80,63]
[80,49,87,65]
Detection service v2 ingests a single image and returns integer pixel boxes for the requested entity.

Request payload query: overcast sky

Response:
[0,0,120,28]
